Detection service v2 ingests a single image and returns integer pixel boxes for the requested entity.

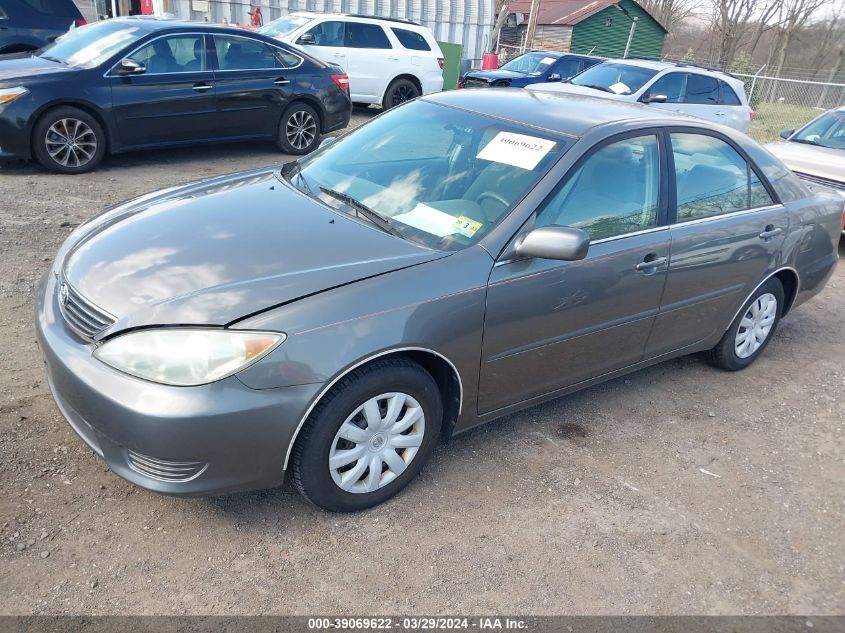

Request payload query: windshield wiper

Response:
[579,83,614,93]
[318,187,404,238]
[40,55,65,64]
[791,138,821,147]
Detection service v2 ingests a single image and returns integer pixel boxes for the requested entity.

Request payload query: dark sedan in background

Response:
[460,51,600,89]
[0,17,352,173]
[36,90,842,511]
[0,0,86,54]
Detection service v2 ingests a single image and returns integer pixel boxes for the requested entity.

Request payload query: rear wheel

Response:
[705,277,784,371]
[276,102,321,155]
[33,107,105,174]
[291,358,442,512]
[382,78,419,110]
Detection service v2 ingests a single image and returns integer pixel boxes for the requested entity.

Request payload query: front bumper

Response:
[35,272,321,496]
[0,100,33,160]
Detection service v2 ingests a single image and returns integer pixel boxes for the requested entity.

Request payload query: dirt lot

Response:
[1,108,844,616]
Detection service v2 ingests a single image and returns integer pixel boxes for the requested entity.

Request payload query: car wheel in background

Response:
[382,78,419,110]
[277,102,321,155]
[33,107,106,174]
[705,277,784,371]
[291,358,443,512]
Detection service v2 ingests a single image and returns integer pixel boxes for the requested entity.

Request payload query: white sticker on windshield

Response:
[609,81,629,94]
[476,132,556,171]
[394,203,458,237]
[540,57,556,65]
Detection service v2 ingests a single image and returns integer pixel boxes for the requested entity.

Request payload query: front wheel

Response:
[32,107,106,174]
[277,102,321,155]
[705,277,784,371]
[290,358,443,512]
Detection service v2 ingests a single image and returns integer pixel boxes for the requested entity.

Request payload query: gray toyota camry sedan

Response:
[36,90,843,511]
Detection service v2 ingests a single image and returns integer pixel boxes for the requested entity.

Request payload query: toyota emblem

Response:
[59,283,69,306]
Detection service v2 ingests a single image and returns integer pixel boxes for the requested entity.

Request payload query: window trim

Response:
[662,126,782,225]
[211,32,304,72]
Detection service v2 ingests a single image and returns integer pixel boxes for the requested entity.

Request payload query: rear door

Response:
[211,33,300,139]
[109,33,218,148]
[680,72,726,126]
[343,21,394,101]
[480,132,670,413]
[644,129,788,358]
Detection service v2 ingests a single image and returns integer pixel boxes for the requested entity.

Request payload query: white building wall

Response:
[167,0,494,60]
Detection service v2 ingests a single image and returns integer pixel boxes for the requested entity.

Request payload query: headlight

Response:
[0,87,29,106]
[93,329,285,386]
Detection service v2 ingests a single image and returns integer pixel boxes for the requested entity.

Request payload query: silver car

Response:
[36,90,843,511]
[766,107,845,206]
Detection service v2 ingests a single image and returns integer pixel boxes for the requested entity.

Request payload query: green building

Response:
[499,0,667,59]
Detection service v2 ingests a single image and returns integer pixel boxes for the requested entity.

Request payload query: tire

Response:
[32,107,106,174]
[705,277,784,371]
[291,358,443,512]
[381,78,420,110]
[276,102,321,155]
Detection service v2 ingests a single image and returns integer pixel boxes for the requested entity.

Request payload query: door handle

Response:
[274,78,290,86]
[715,111,726,116]
[635,255,668,273]
[192,83,212,91]
[758,225,783,240]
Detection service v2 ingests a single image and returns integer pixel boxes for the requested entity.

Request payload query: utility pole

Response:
[525,0,541,52]
[623,16,638,58]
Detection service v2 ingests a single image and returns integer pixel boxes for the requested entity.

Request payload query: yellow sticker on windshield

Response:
[454,216,482,238]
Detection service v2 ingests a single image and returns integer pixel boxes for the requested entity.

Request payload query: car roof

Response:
[423,88,681,137]
[600,57,742,82]
[288,11,423,27]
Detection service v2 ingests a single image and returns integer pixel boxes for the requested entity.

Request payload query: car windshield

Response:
[290,100,570,251]
[500,52,560,76]
[570,62,659,95]
[38,21,149,68]
[260,15,313,37]
[791,111,845,150]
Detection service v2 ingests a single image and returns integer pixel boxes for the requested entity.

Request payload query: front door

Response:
[644,130,787,358]
[110,34,217,148]
[296,20,347,78]
[479,133,670,414]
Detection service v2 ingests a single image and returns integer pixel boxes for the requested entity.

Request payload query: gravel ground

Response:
[1,109,843,615]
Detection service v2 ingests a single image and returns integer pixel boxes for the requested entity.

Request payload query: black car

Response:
[459,52,600,89]
[0,17,352,173]
[0,0,86,54]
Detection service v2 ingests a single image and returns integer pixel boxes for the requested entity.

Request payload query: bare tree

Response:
[712,0,766,67]
[767,0,829,78]
[640,0,704,30]
[489,0,514,53]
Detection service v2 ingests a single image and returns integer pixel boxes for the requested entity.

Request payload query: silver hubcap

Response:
[45,118,97,167]
[735,292,777,358]
[329,392,425,494]
[285,110,317,150]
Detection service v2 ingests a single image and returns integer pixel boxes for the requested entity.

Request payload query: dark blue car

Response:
[460,51,600,89]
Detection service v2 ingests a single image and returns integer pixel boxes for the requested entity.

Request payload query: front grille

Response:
[58,280,115,339]
[127,450,208,483]
[795,172,845,191]
[463,78,489,88]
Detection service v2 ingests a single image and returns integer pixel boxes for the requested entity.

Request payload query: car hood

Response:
[60,167,447,334]
[0,54,79,83]
[765,141,845,185]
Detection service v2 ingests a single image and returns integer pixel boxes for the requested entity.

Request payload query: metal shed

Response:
[164,0,495,61]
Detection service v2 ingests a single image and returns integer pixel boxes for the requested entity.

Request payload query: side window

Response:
[275,48,302,69]
[391,27,431,51]
[536,135,660,240]
[214,36,278,70]
[647,72,685,103]
[132,35,205,74]
[719,80,741,105]
[671,133,774,221]
[554,58,581,79]
[303,21,345,47]
[684,73,719,105]
[346,22,392,49]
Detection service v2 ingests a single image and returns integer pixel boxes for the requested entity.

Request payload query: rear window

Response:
[391,27,431,51]
[719,80,741,105]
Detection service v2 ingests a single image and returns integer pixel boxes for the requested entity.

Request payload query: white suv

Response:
[527,59,754,133]
[260,13,444,109]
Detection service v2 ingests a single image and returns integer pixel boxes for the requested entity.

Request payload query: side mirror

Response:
[642,93,667,104]
[117,58,146,75]
[547,73,561,82]
[319,136,337,149]
[779,128,795,140]
[297,32,316,45]
[515,226,590,261]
